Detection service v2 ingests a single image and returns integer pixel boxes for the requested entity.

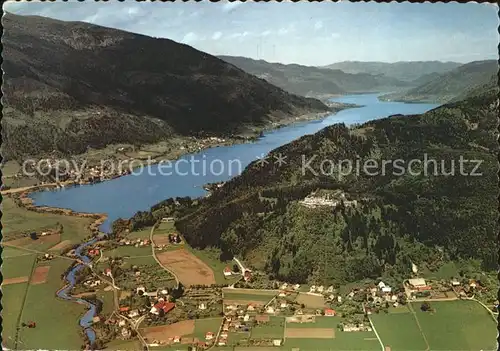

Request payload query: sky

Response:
[4,0,499,66]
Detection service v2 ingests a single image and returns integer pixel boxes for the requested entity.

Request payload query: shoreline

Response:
[3,106,356,199]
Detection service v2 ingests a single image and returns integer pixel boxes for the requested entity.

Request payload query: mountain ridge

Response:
[379,60,498,103]
[2,13,329,159]
[323,60,462,82]
[218,55,410,98]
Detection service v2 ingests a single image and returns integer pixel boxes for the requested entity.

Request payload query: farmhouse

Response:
[247,304,256,311]
[150,301,175,315]
[223,267,232,277]
[324,309,336,317]
[205,332,214,340]
[273,339,283,346]
[199,303,207,310]
[266,306,275,314]
[408,278,431,291]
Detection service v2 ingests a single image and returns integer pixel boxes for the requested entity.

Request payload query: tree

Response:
[420,301,431,312]
[233,264,240,273]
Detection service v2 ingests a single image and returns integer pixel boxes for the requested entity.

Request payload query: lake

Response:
[30,94,438,232]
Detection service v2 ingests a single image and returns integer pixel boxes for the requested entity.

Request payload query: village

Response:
[78,238,496,351]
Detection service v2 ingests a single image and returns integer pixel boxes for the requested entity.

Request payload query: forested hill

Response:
[172,89,498,285]
[2,13,327,159]
[323,61,461,82]
[218,55,409,97]
[379,60,498,103]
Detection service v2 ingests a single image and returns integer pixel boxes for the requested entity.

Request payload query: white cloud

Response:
[212,31,223,40]
[222,1,244,13]
[181,32,198,44]
[127,7,139,16]
[314,20,323,31]
[261,30,272,37]
[331,33,340,39]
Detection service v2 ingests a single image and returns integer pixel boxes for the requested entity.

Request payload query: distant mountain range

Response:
[218,56,410,98]
[2,13,328,159]
[379,60,498,103]
[323,61,462,82]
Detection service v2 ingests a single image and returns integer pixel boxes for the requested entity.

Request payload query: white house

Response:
[280,301,288,308]
[273,339,283,346]
[266,306,275,314]
[382,286,392,293]
[317,286,324,293]
[378,281,386,290]
[223,267,232,277]
[128,309,139,318]
[243,314,250,322]
[199,303,207,310]
[136,286,146,295]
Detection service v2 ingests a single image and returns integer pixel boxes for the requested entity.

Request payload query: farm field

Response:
[293,293,326,309]
[140,320,195,343]
[187,247,240,285]
[17,258,86,350]
[3,246,34,258]
[3,254,36,280]
[156,248,216,286]
[284,316,380,351]
[250,316,285,340]
[126,227,152,240]
[103,244,151,257]
[371,300,497,351]
[120,255,157,268]
[223,288,278,305]
[411,300,497,350]
[2,283,30,349]
[191,317,223,340]
[2,197,93,243]
[370,309,427,351]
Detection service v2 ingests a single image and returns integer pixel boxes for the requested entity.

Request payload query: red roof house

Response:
[324,309,336,317]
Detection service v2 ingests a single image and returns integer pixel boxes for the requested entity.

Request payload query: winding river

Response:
[30,94,438,345]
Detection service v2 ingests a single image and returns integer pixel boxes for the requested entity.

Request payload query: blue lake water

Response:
[30,94,438,233]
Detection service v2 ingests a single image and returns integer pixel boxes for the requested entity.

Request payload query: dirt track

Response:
[156,249,215,286]
[2,276,29,285]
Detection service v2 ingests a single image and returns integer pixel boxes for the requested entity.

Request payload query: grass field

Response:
[411,300,497,350]
[18,258,86,350]
[3,246,34,258]
[2,283,30,349]
[192,317,223,340]
[3,254,37,279]
[371,310,428,351]
[224,291,277,304]
[3,197,93,244]
[120,255,157,268]
[103,244,151,258]
[250,316,285,340]
[126,227,152,240]
[371,300,497,351]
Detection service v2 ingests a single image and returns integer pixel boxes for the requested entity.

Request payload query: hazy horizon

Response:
[4,1,499,66]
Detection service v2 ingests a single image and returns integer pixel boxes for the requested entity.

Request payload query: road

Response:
[149,225,180,288]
